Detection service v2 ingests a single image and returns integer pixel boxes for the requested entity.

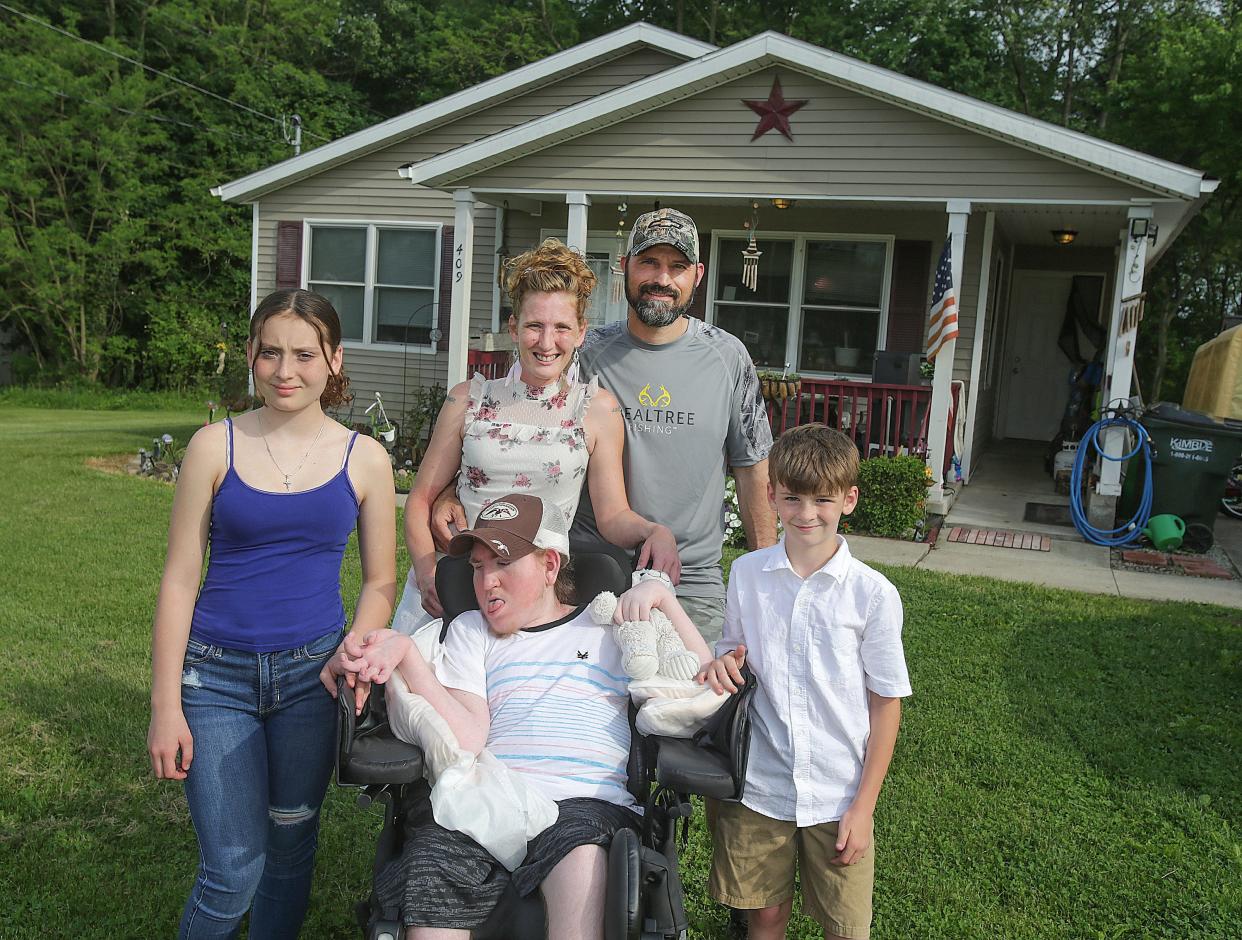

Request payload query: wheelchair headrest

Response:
[435,551,630,627]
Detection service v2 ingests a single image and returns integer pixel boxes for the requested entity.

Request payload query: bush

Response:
[851,455,928,538]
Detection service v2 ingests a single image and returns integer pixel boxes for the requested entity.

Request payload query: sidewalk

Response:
[847,518,1242,610]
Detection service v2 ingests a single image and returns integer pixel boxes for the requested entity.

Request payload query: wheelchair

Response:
[335,552,757,940]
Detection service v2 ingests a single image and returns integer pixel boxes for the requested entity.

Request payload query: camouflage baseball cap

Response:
[626,208,700,265]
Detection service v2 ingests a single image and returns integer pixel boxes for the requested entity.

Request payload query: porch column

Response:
[566,192,591,253]
[447,189,476,388]
[1096,206,1152,496]
[926,200,970,507]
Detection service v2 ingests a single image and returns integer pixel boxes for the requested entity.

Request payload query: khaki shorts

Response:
[708,801,874,939]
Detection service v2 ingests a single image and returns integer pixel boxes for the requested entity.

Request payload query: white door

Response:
[998,271,1075,441]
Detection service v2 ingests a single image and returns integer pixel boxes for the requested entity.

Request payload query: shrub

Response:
[851,455,928,539]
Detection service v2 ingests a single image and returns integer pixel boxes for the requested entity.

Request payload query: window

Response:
[306,222,441,348]
[709,233,892,377]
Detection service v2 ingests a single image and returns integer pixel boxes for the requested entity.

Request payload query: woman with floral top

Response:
[399,239,680,620]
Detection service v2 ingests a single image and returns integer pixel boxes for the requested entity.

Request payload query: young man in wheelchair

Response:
[343,493,714,939]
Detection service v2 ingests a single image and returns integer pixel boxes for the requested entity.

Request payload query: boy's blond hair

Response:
[769,423,859,495]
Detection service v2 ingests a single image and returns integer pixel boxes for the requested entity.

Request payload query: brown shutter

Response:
[687,232,710,320]
[275,221,303,290]
[884,240,932,354]
[437,225,455,350]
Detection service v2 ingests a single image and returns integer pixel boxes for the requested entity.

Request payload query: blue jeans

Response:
[178,627,342,939]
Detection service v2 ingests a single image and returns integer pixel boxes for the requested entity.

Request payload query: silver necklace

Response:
[257,411,328,491]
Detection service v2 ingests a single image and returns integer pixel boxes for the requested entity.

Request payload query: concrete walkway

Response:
[848,518,1242,609]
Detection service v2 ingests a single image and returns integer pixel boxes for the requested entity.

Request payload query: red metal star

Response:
[742,77,808,142]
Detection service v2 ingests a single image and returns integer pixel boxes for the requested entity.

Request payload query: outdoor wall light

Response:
[1051,228,1078,245]
[771,197,795,210]
[1128,217,1150,240]
[1146,223,1159,246]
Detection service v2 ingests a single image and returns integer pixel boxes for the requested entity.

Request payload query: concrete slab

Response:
[948,440,1082,541]
[845,534,931,568]
[919,532,1117,596]
[1112,567,1242,610]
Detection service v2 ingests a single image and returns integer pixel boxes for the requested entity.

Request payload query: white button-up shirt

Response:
[718,536,912,826]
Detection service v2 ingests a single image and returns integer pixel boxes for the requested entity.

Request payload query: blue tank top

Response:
[190,419,361,652]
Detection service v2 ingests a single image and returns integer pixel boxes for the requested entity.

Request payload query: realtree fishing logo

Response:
[624,381,695,435]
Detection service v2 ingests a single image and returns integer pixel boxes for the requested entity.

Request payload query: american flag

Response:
[926,238,959,362]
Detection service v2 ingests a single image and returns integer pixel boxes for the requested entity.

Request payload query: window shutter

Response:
[275,221,303,290]
[687,233,711,321]
[437,225,455,351]
[884,240,932,354]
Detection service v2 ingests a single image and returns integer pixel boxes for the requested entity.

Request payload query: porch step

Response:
[946,527,1052,551]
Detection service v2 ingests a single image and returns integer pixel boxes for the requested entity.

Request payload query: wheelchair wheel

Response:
[1222,459,1242,519]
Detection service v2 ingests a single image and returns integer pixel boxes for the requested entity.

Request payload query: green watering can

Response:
[1143,514,1185,551]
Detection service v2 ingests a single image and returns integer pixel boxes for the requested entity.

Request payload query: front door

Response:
[998,271,1076,441]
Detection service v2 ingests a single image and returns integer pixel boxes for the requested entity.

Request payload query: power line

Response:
[1,75,285,147]
[0,1,329,142]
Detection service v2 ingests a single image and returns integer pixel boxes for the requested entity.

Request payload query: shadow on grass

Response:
[1004,601,1242,822]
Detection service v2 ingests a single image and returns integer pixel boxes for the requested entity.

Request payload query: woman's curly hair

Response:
[501,238,597,327]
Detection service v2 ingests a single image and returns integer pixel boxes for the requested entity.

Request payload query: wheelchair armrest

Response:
[651,666,758,801]
[336,676,425,787]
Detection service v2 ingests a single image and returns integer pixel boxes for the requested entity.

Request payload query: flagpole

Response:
[926,200,970,513]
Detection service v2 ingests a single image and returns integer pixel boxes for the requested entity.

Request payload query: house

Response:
[212,24,1214,517]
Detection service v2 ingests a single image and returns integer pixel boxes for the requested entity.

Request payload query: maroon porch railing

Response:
[467,348,510,380]
[765,378,935,459]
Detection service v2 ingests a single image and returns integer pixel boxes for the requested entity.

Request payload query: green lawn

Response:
[1,405,1239,938]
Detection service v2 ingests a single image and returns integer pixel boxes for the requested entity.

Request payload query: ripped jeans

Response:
[178,627,342,939]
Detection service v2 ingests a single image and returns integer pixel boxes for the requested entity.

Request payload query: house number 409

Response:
[455,243,464,282]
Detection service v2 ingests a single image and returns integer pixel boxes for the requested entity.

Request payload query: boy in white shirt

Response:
[698,423,912,940]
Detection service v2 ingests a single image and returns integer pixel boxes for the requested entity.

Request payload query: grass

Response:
[1,405,1240,938]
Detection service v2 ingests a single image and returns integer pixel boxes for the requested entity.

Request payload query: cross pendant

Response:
[283,476,292,491]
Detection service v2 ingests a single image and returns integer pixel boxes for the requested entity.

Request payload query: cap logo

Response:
[480,501,519,521]
[647,218,681,233]
[489,538,511,556]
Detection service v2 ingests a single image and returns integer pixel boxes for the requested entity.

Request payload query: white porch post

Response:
[447,189,476,388]
[926,200,970,510]
[1096,206,1152,496]
[566,192,591,252]
[960,210,996,483]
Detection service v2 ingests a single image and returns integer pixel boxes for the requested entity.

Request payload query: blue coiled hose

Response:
[1070,411,1153,546]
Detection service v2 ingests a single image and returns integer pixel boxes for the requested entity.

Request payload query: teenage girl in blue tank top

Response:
[147,290,397,939]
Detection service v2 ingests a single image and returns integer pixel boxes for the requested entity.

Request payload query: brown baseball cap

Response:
[626,207,699,265]
[448,494,571,561]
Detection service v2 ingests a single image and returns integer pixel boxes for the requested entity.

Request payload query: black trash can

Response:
[1122,403,1242,530]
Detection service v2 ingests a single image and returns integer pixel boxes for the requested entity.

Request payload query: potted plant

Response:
[758,369,801,402]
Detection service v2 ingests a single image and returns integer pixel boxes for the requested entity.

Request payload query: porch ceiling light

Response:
[771,197,795,210]
[1129,217,1150,240]
[1051,228,1078,246]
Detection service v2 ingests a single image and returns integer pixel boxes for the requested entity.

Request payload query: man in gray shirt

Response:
[571,208,776,642]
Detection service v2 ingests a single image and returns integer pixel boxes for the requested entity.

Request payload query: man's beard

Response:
[626,280,696,328]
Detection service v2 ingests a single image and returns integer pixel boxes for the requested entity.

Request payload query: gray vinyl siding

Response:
[250,48,684,412]
[460,69,1162,202]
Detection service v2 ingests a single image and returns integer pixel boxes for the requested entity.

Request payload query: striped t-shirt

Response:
[436,605,634,808]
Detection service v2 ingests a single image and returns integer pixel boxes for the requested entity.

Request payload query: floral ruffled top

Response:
[457,371,598,528]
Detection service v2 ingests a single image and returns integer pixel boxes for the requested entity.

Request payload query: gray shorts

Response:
[374,797,641,929]
[676,593,726,646]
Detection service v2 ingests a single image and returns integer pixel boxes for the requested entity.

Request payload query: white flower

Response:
[161,433,173,444]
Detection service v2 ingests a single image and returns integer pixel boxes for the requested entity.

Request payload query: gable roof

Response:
[211,23,714,203]
[402,31,1210,201]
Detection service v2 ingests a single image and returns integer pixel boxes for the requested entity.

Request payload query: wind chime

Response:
[741,201,762,291]
[608,202,628,304]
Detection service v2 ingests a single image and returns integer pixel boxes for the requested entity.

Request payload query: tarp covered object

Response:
[1183,325,1242,420]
